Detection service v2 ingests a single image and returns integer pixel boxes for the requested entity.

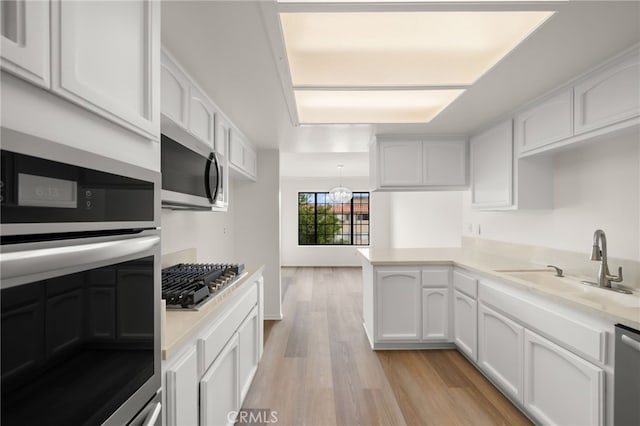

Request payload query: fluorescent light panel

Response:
[280,11,553,86]
[295,89,465,123]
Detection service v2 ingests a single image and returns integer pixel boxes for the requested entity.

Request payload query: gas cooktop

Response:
[161,263,245,310]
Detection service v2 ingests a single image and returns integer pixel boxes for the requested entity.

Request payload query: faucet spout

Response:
[590,229,620,289]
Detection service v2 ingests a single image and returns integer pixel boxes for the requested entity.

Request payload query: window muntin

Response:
[298,192,370,245]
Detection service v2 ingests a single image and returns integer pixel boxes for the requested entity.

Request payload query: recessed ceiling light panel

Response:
[295,89,465,123]
[280,11,554,86]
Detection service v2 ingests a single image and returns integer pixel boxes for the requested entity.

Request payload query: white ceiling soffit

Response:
[294,89,466,124]
[280,152,370,177]
[163,1,639,152]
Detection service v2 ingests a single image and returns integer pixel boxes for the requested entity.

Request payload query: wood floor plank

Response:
[241,267,531,426]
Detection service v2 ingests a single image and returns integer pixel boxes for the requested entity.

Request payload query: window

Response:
[298,192,370,245]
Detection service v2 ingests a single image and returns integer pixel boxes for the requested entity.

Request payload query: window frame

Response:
[297,191,370,246]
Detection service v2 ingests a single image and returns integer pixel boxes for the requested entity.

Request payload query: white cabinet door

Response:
[524,330,604,426]
[478,303,524,403]
[189,85,215,148]
[215,115,230,157]
[229,129,257,181]
[453,290,477,361]
[238,306,260,403]
[574,50,640,134]
[244,145,258,178]
[378,140,423,187]
[166,346,199,426]
[51,0,160,140]
[515,91,572,154]
[470,120,513,209]
[375,270,421,341]
[423,140,467,186]
[422,288,449,341]
[161,50,190,129]
[229,129,245,169]
[201,333,240,426]
[0,0,50,87]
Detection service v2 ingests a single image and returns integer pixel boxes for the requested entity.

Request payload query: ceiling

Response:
[161,0,640,162]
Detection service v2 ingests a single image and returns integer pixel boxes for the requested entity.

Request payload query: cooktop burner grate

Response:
[161,263,245,309]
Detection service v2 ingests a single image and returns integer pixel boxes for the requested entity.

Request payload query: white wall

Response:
[161,180,236,262]
[389,191,464,248]
[463,133,640,261]
[235,151,282,319]
[280,177,390,266]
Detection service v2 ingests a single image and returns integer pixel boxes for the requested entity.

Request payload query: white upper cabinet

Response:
[470,120,513,209]
[229,128,257,181]
[51,0,160,141]
[574,50,640,135]
[161,50,190,129]
[373,137,467,191]
[215,115,230,157]
[471,119,553,210]
[1,0,50,88]
[378,140,424,187]
[424,140,467,186]
[515,90,573,155]
[189,85,215,149]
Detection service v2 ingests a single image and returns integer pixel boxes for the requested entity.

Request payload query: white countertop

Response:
[162,265,264,360]
[359,248,640,330]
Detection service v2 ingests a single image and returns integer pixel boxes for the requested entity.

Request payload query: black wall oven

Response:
[0,128,162,426]
[161,133,223,210]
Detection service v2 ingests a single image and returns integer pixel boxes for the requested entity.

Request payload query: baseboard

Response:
[372,341,457,350]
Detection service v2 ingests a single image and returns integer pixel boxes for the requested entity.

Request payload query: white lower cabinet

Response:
[238,306,260,401]
[453,290,477,361]
[421,288,449,340]
[164,274,263,426]
[524,330,604,426]
[166,347,199,426]
[375,270,421,341]
[201,334,240,426]
[478,303,524,403]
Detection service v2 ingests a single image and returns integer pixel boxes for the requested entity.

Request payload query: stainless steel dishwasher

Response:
[615,324,640,425]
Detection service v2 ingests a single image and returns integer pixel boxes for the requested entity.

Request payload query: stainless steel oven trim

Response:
[0,229,162,426]
[0,231,160,289]
[1,127,161,235]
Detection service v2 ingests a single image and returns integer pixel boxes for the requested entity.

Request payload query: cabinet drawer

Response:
[197,284,257,376]
[453,269,477,298]
[421,268,450,288]
[479,280,607,364]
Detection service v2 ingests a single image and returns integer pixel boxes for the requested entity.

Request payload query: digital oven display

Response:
[18,173,77,209]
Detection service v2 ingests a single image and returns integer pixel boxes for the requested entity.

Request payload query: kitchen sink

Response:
[570,287,640,308]
[498,270,640,308]
[500,270,584,292]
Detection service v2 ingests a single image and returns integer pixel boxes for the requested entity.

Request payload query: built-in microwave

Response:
[0,128,162,426]
[161,133,224,210]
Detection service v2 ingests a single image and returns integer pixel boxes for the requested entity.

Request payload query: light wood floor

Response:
[242,267,531,426]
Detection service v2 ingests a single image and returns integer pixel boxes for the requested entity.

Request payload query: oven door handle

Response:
[1,235,160,283]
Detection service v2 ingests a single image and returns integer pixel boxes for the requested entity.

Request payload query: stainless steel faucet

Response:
[583,229,628,293]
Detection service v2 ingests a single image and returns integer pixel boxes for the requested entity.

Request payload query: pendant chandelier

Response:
[328,164,352,203]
